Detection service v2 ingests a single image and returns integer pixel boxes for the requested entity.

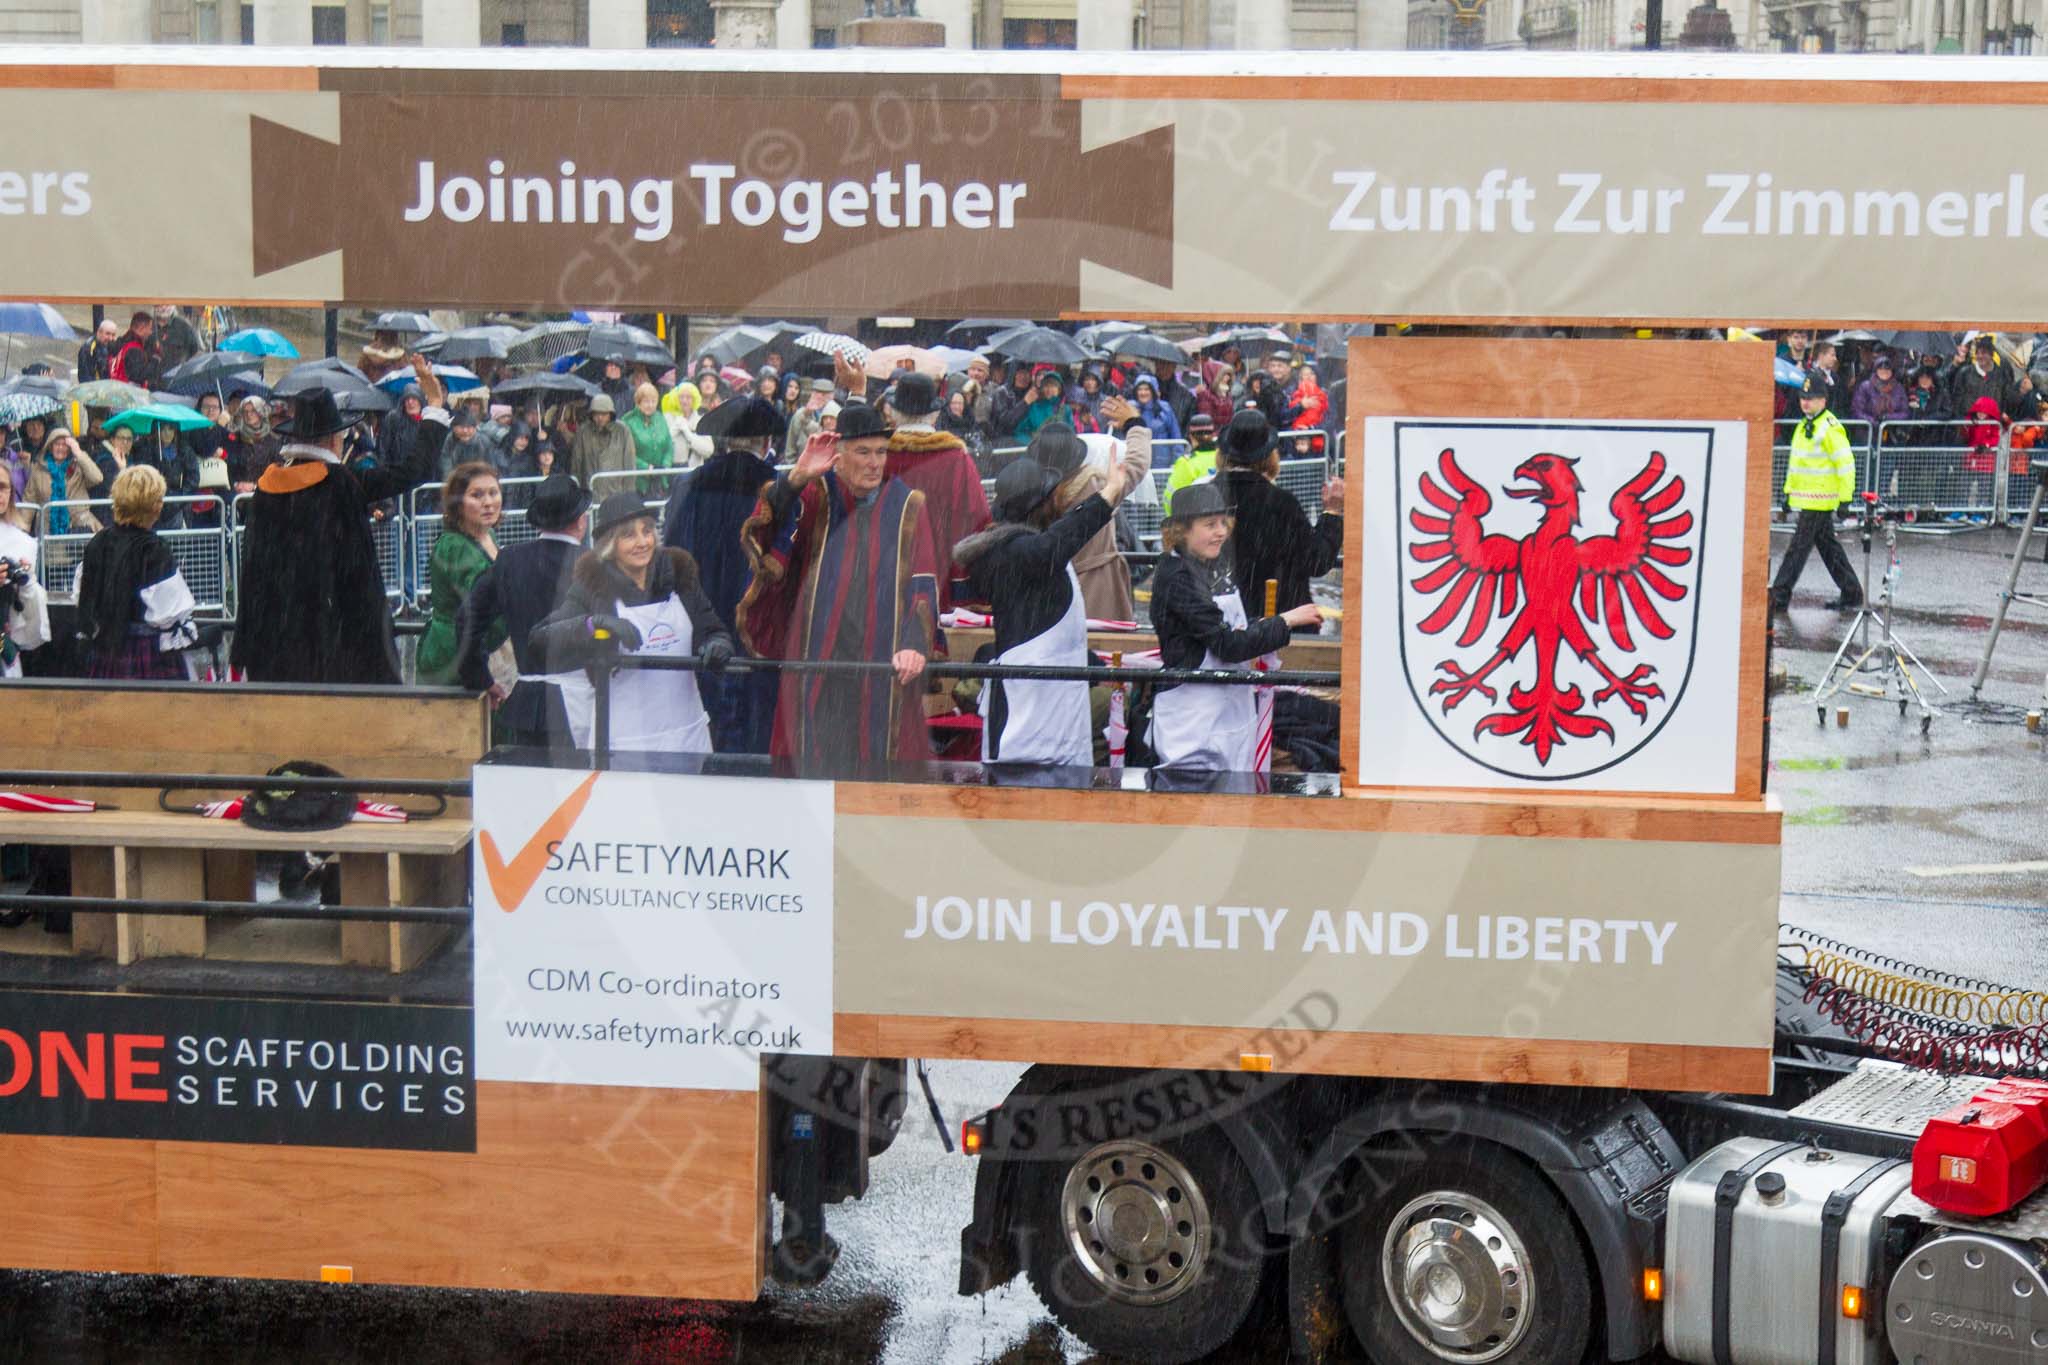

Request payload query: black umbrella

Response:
[1075,320,1147,353]
[988,326,1090,366]
[947,318,1030,342]
[162,349,265,388]
[1194,325,1295,359]
[1877,330,1960,362]
[427,325,520,365]
[584,322,672,369]
[493,371,603,401]
[1098,333,1187,365]
[274,360,392,413]
[697,396,784,441]
[370,311,436,336]
[0,373,70,399]
[507,320,590,364]
[696,324,777,369]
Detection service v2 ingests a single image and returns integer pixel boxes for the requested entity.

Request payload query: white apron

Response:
[982,565,1092,766]
[1147,586,1258,773]
[557,593,712,755]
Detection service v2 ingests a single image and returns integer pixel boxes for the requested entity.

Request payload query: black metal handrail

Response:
[0,770,470,797]
[0,895,469,925]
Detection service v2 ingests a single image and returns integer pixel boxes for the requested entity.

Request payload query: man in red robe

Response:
[739,403,939,767]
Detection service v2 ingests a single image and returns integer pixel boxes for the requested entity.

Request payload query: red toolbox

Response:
[1912,1077,2048,1217]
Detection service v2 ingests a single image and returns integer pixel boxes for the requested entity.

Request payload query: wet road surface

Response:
[6,530,2045,1364]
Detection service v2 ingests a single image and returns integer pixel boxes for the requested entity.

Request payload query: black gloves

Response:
[699,637,734,672]
[588,614,643,650]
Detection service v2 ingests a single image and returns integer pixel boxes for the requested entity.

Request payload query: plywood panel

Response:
[153,1082,763,1300]
[0,1134,159,1272]
[836,1013,1771,1095]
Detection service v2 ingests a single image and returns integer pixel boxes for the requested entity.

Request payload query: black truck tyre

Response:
[1340,1145,1594,1365]
[1017,1119,1270,1364]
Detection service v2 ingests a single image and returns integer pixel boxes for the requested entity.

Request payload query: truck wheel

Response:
[1340,1148,1592,1365]
[1019,1125,1267,1364]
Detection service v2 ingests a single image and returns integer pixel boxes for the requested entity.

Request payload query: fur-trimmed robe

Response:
[738,471,939,767]
[885,426,990,613]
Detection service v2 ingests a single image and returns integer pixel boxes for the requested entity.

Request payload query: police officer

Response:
[1770,371,1864,614]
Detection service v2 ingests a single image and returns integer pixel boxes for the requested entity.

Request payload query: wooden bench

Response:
[0,680,484,974]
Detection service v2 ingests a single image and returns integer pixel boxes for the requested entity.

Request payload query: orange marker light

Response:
[320,1265,353,1284]
[1841,1285,1864,1319]
[960,1119,985,1156]
[1239,1053,1274,1073]
[1642,1268,1664,1302]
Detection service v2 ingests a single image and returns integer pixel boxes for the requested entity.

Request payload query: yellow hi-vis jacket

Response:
[1784,409,1859,511]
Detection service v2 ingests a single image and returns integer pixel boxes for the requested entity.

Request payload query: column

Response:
[1358,0,1407,47]
[420,0,482,46]
[713,0,779,47]
[1234,0,1290,47]
[1078,0,1137,47]
[919,0,976,46]
[250,0,314,44]
[775,0,813,48]
[81,0,154,43]
[588,0,646,46]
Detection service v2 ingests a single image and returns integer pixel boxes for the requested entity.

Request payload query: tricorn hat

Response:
[991,457,1063,525]
[1218,409,1278,466]
[526,473,590,534]
[834,402,893,442]
[592,490,655,541]
[1167,479,1230,521]
[274,388,361,441]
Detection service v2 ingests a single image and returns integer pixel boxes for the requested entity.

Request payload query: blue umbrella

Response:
[0,303,76,340]
[1774,357,1807,388]
[377,363,480,395]
[220,328,300,359]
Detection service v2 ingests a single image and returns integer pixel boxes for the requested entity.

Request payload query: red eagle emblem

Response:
[1407,448,1695,766]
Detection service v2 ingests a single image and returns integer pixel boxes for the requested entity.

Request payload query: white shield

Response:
[1386,420,1716,784]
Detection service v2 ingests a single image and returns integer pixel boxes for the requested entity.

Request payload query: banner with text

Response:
[473,764,834,1091]
[836,813,1778,1053]
[4,66,2048,323]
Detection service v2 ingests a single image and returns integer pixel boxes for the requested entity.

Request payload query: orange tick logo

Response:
[479,771,601,911]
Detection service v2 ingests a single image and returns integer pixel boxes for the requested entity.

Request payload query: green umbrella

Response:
[104,402,213,435]
[65,379,153,410]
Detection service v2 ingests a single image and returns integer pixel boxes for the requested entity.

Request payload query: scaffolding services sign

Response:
[472,765,835,1091]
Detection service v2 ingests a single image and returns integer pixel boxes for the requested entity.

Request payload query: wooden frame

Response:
[1340,337,1774,801]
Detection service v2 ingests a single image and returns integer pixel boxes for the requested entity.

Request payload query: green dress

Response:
[416,530,504,686]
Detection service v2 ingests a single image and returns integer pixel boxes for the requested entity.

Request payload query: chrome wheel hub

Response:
[1381,1190,1534,1362]
[1059,1139,1211,1306]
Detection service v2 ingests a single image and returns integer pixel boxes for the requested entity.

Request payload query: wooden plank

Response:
[68,846,117,959]
[336,853,393,970]
[836,1013,1771,1095]
[202,848,254,903]
[832,781,1782,845]
[0,1135,159,1273]
[0,810,473,856]
[152,1082,763,1299]
[110,65,320,92]
[389,854,464,974]
[1059,73,2048,106]
[1342,337,1771,801]
[132,848,207,961]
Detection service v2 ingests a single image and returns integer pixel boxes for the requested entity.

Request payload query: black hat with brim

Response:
[1800,372,1829,401]
[1025,421,1087,480]
[835,402,893,443]
[1168,480,1230,521]
[526,474,590,533]
[992,457,1063,525]
[1218,409,1278,466]
[697,395,784,441]
[889,371,939,417]
[275,389,361,440]
[592,491,656,542]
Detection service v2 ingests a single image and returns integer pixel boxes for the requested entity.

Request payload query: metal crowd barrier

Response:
[408,474,547,610]
[1871,419,2008,521]
[36,495,233,618]
[587,466,689,535]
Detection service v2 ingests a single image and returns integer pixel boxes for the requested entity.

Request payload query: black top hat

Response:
[526,474,590,534]
[1800,371,1830,401]
[992,457,1063,525]
[835,402,893,442]
[592,490,655,541]
[697,395,783,441]
[275,388,361,441]
[889,371,939,417]
[1168,480,1229,521]
[1218,409,1278,466]
[1025,421,1087,480]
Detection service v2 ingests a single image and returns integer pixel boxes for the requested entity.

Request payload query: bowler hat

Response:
[992,457,1063,525]
[889,371,939,417]
[592,491,655,541]
[526,474,590,533]
[1168,480,1229,521]
[274,388,361,441]
[1218,409,1278,466]
[835,402,893,442]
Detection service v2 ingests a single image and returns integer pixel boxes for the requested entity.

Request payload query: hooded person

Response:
[1129,374,1183,446]
[568,393,635,488]
[1010,368,1069,444]
[1147,480,1322,773]
[456,474,592,748]
[880,368,991,613]
[738,402,941,768]
[528,492,731,756]
[440,407,498,479]
[232,357,450,683]
[663,394,784,753]
[1217,409,1344,633]
[225,394,280,490]
[1025,405,1150,623]
[954,442,1146,767]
